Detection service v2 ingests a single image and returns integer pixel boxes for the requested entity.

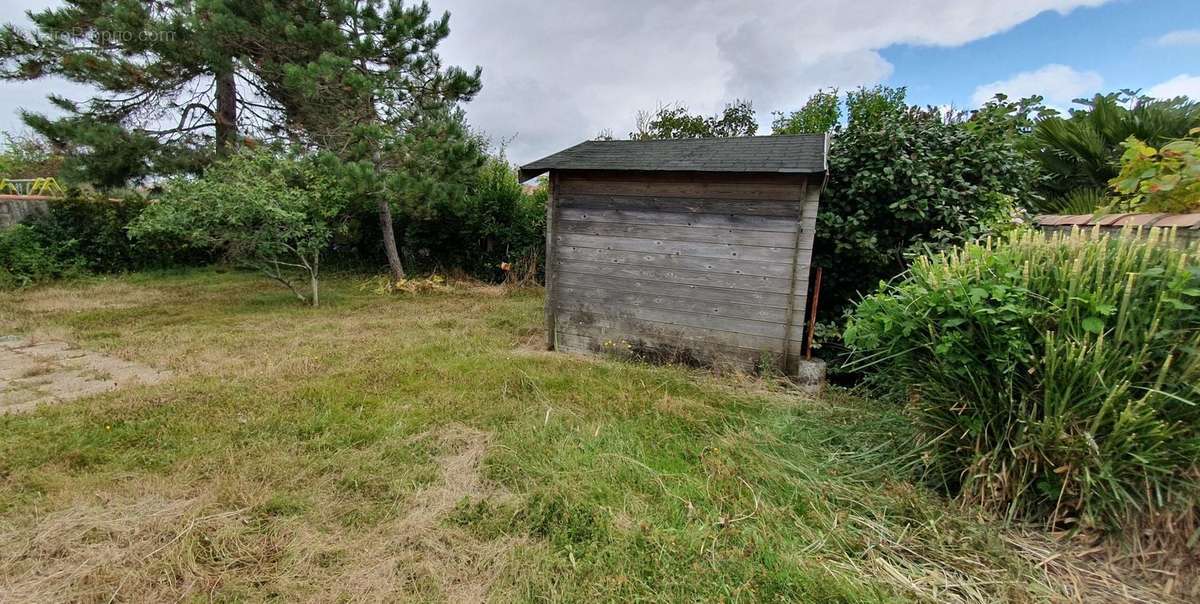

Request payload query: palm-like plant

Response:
[1040,187,1111,215]
[1028,92,1200,210]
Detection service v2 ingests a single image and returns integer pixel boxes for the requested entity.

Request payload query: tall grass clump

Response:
[844,228,1200,538]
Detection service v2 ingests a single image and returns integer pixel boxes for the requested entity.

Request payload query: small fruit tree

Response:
[130,150,350,306]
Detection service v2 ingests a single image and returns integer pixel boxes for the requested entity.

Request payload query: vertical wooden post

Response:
[543,172,559,350]
[804,267,822,360]
[781,178,809,375]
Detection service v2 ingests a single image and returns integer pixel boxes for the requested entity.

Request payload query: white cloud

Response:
[1153,29,1200,47]
[0,0,1114,164]
[970,64,1103,107]
[1146,74,1200,100]
[432,0,1113,162]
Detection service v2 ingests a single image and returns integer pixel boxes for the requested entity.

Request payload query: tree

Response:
[1029,91,1200,204]
[630,100,757,139]
[395,151,546,279]
[0,1,299,185]
[772,88,840,134]
[845,85,908,126]
[812,87,1038,319]
[261,1,482,283]
[0,132,63,179]
[129,150,349,306]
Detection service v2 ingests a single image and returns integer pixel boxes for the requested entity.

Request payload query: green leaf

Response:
[1081,317,1105,334]
[1164,298,1197,311]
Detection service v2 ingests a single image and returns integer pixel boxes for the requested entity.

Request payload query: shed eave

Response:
[519,166,828,182]
[518,168,547,182]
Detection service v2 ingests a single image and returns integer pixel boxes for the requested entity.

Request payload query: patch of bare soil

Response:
[0,336,169,413]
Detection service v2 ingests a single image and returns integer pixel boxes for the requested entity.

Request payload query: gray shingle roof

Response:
[518,134,829,181]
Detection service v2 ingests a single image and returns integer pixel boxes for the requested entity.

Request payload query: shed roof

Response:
[518,134,829,182]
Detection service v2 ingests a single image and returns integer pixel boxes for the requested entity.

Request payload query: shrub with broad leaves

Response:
[130,150,350,306]
[1111,128,1200,213]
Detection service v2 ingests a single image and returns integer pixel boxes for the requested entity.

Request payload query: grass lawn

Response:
[0,270,1162,602]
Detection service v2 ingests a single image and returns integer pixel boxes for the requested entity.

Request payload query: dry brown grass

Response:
[12,281,171,315]
[315,425,525,603]
[0,425,523,603]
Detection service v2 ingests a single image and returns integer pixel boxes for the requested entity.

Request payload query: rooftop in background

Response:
[518,134,829,182]
[1036,213,1200,230]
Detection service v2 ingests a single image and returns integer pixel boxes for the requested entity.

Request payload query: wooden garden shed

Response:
[519,134,828,374]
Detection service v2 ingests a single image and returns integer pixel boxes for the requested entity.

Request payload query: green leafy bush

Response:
[1110,128,1200,213]
[131,150,350,306]
[25,196,163,273]
[0,194,212,288]
[343,156,546,280]
[814,90,1038,319]
[0,223,79,287]
[403,156,545,277]
[844,229,1200,533]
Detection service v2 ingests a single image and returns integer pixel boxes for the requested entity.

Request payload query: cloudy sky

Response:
[2,0,1199,164]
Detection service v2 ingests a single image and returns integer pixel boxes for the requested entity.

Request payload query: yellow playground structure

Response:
[0,177,65,198]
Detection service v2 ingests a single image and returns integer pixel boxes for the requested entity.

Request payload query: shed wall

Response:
[546,170,820,373]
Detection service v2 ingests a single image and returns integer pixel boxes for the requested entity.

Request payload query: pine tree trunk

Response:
[377,197,406,283]
[215,70,238,155]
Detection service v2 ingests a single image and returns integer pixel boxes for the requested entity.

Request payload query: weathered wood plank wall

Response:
[547,170,820,373]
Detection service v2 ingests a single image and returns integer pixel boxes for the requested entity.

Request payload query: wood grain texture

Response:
[559,207,798,233]
[781,179,810,372]
[555,271,807,309]
[554,311,804,357]
[543,173,560,350]
[558,194,801,217]
[555,245,795,278]
[555,300,788,339]
[557,282,790,323]
[556,259,803,294]
[555,233,805,264]
[555,332,777,372]
[545,169,819,372]
[557,219,798,247]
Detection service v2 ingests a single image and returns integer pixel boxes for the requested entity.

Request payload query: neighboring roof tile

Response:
[1036,213,1200,229]
[1115,213,1169,226]
[1154,213,1200,228]
[518,134,828,181]
[1093,213,1132,226]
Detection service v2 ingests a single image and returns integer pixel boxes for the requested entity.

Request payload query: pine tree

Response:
[3,1,482,279]
[260,1,482,282]
[0,1,290,185]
